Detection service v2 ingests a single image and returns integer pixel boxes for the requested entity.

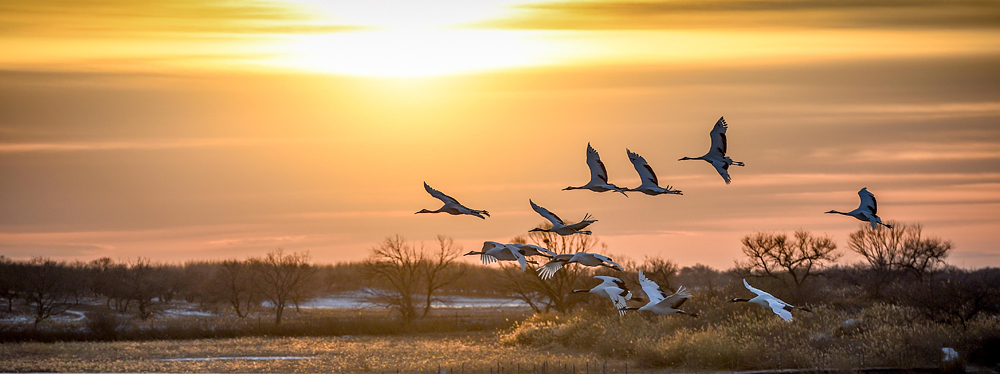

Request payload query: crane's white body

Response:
[466,242,556,271]
[826,187,893,229]
[679,117,744,184]
[537,252,622,280]
[601,286,632,316]
[416,182,489,219]
[575,276,635,300]
[625,149,682,195]
[631,270,694,316]
[528,200,597,236]
[571,276,636,316]
[508,243,557,259]
[564,143,628,196]
[735,279,806,322]
[465,241,531,270]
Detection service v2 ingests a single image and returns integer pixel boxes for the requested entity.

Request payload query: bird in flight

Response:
[679,117,745,184]
[528,200,597,236]
[826,187,893,229]
[564,143,628,196]
[625,270,697,317]
[625,149,682,196]
[416,182,489,219]
[729,279,811,321]
[537,252,622,280]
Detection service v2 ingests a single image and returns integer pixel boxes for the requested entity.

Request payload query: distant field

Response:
[0,295,534,342]
[0,332,627,373]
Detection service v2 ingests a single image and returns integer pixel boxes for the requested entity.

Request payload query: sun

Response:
[259,0,556,77]
[268,29,557,77]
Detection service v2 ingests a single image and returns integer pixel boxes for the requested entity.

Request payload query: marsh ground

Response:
[0,332,629,373]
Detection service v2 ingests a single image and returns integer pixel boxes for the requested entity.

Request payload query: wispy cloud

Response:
[811,142,1000,163]
[0,137,340,153]
[480,0,1000,30]
[0,0,359,37]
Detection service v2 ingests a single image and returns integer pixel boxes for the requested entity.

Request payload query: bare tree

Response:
[905,268,1000,326]
[0,256,20,312]
[250,249,314,325]
[21,257,80,326]
[364,235,424,324]
[738,230,840,290]
[849,222,951,278]
[122,258,167,321]
[209,259,259,318]
[88,257,131,313]
[641,256,679,291]
[420,235,465,317]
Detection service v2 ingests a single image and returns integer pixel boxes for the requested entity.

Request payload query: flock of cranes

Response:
[416,116,893,321]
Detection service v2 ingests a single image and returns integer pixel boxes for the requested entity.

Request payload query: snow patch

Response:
[158,356,318,362]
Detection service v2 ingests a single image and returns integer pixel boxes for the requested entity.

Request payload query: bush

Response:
[85,309,126,340]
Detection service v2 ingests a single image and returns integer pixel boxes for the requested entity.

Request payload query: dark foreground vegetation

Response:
[2,221,999,371]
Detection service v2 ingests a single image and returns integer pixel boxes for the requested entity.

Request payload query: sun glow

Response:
[268,29,559,77]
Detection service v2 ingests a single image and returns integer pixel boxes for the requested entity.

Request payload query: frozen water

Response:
[158,356,318,362]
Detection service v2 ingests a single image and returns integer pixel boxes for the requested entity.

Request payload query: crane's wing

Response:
[530,200,565,226]
[638,270,668,304]
[593,254,622,270]
[586,143,610,184]
[708,117,728,158]
[664,285,692,309]
[511,246,529,271]
[712,160,732,184]
[766,298,793,321]
[424,182,461,205]
[627,149,658,186]
[480,241,503,265]
[566,218,596,231]
[603,287,629,317]
[861,211,878,230]
[593,276,625,290]
[743,279,772,298]
[536,258,566,280]
[858,187,877,215]
[514,244,556,258]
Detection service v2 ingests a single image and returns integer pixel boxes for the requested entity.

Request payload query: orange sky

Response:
[2,0,999,269]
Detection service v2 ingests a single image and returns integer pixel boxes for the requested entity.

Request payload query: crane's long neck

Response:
[563,186,583,190]
[677,310,699,318]
[825,210,849,216]
[679,156,704,162]
[571,289,590,294]
[415,208,442,214]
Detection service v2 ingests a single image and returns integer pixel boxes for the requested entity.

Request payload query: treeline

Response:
[0,247,508,327]
[2,220,998,330]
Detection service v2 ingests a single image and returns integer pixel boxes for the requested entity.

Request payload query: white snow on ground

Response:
[1,310,86,323]
[164,308,215,317]
[295,292,529,309]
[0,315,34,323]
[157,356,318,361]
[63,310,86,321]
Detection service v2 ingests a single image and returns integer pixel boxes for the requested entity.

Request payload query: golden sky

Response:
[2,0,1000,268]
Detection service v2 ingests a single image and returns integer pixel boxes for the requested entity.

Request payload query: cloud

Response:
[479,0,1000,30]
[0,0,360,37]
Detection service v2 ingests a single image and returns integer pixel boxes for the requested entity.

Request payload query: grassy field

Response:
[1,303,533,342]
[502,303,1000,371]
[0,332,629,373]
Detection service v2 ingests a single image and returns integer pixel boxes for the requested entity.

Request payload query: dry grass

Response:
[1,305,533,342]
[0,332,626,373]
[501,303,1000,370]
